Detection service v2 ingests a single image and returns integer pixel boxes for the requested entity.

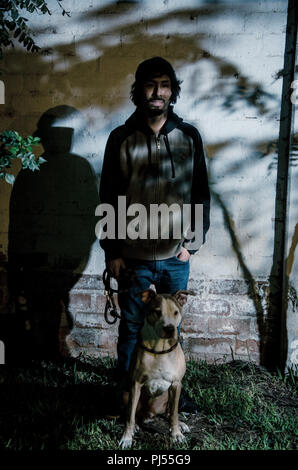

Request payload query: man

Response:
[99,57,210,384]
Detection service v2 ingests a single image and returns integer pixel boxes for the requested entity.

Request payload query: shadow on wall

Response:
[7,105,99,361]
[1,1,296,368]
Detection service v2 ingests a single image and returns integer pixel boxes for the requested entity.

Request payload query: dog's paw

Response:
[119,433,133,449]
[171,430,186,443]
[179,421,190,433]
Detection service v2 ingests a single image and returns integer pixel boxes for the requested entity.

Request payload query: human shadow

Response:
[7,105,98,361]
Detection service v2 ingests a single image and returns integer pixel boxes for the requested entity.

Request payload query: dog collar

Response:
[139,340,179,355]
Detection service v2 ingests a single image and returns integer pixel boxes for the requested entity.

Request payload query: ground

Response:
[0,356,297,450]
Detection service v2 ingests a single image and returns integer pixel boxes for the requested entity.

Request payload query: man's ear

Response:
[141,288,157,304]
[173,289,196,307]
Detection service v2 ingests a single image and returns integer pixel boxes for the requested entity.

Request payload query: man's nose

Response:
[153,83,162,96]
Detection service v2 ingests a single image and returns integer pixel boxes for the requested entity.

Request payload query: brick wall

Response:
[64,274,266,364]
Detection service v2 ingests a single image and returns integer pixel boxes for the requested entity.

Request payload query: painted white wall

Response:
[1,0,296,367]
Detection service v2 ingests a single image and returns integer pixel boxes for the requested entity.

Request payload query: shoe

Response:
[179,388,198,413]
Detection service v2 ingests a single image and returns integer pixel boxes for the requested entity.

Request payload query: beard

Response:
[147,107,165,116]
[142,98,170,116]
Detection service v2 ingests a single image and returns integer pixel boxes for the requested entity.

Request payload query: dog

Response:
[120,288,195,449]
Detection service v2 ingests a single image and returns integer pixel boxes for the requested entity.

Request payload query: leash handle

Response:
[103,269,121,324]
[102,268,143,326]
[104,299,120,324]
[103,269,118,293]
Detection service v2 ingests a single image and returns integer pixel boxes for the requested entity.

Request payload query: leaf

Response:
[9,146,18,155]
[38,156,47,164]
[5,173,15,184]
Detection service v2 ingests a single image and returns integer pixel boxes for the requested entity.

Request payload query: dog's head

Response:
[141,289,195,339]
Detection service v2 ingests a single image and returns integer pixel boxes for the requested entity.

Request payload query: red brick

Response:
[74,312,113,330]
[96,293,107,311]
[68,293,91,312]
[184,337,233,355]
[208,317,251,336]
[208,280,250,295]
[181,315,207,334]
[186,298,230,316]
[235,339,260,355]
[95,331,117,351]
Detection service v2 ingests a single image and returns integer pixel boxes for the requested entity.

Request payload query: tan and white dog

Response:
[120,288,195,449]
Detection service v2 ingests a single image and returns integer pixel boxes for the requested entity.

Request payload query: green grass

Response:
[0,356,297,450]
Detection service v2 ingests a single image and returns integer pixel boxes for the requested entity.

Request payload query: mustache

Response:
[149,97,165,102]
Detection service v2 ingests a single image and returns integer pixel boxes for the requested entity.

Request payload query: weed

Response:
[0,356,297,450]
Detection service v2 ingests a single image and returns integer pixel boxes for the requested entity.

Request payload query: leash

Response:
[103,269,122,325]
[102,268,143,326]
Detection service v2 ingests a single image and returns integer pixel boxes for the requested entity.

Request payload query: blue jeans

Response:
[117,256,190,375]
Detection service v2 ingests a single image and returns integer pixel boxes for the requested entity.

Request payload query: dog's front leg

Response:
[119,380,142,449]
[168,382,185,443]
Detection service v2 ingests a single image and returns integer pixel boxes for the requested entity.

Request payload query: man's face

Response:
[142,74,172,115]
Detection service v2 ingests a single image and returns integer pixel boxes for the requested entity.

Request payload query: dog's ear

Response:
[173,289,196,307]
[141,289,157,304]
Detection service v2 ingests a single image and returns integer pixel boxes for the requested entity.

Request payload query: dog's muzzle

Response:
[162,324,175,338]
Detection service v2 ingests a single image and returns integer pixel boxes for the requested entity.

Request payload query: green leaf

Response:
[38,156,47,164]
[9,146,18,155]
[5,173,15,184]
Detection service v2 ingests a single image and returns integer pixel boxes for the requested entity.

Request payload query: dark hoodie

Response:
[99,107,210,261]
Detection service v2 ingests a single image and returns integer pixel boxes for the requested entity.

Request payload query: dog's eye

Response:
[174,310,179,316]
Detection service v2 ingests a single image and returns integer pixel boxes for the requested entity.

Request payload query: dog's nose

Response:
[163,325,175,337]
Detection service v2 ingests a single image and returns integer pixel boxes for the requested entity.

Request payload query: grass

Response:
[0,355,297,450]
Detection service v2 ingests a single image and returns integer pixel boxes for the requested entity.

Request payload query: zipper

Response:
[153,134,161,261]
[156,135,161,151]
